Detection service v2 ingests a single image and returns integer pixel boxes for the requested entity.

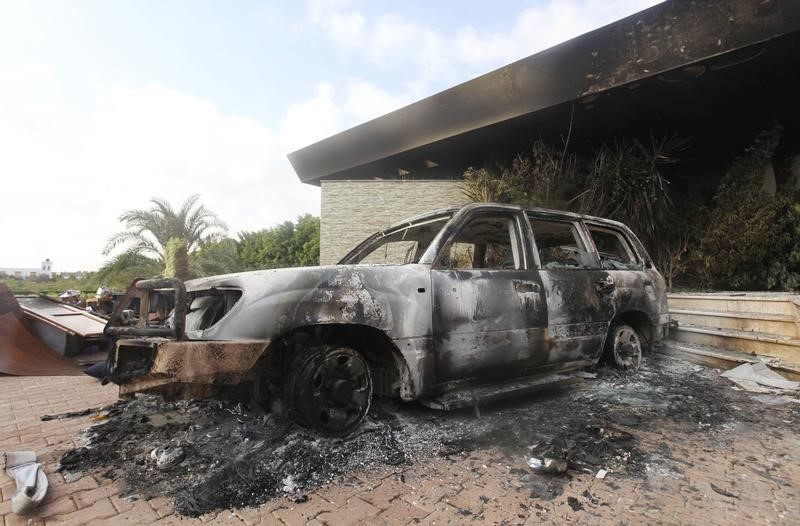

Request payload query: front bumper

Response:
[104,278,270,399]
[109,338,270,398]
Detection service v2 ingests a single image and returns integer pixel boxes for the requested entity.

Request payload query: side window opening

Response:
[529,218,593,269]
[439,215,522,270]
[587,226,641,270]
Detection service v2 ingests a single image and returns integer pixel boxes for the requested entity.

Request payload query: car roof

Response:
[384,202,631,232]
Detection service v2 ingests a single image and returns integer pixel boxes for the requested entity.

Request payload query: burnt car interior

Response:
[440,215,521,270]
[587,226,643,271]
[114,290,176,331]
[529,218,594,269]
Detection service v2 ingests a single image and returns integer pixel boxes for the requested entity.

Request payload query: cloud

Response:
[308,0,663,82]
[453,0,664,67]
[309,1,366,48]
[308,1,448,83]
[0,66,405,271]
[343,79,413,122]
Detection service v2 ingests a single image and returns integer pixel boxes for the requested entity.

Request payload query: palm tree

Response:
[103,194,227,261]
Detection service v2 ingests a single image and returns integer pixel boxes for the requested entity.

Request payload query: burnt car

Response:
[105,203,669,435]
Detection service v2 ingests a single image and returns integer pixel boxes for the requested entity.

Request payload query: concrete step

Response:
[670,324,800,365]
[667,293,800,317]
[658,341,800,382]
[670,309,798,338]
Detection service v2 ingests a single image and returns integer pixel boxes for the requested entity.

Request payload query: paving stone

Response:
[314,476,365,506]
[271,496,337,526]
[356,476,412,510]
[110,494,136,513]
[232,500,285,525]
[146,496,175,519]
[4,513,45,526]
[444,482,488,515]
[45,476,98,503]
[45,498,117,525]
[399,479,460,514]
[72,482,122,509]
[86,501,159,525]
[0,482,15,503]
[415,501,474,526]
[315,497,380,525]
[376,498,429,525]
[29,496,78,521]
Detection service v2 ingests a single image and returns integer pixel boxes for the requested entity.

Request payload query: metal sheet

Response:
[0,284,24,320]
[0,313,82,376]
[18,296,106,337]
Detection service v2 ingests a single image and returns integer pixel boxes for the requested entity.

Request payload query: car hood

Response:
[187,264,432,341]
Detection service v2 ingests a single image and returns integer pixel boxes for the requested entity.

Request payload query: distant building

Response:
[0,259,55,280]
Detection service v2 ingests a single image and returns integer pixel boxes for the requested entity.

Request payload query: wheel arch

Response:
[258,323,414,401]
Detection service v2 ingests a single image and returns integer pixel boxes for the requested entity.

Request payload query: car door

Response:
[431,209,548,383]
[584,222,666,324]
[526,214,615,365]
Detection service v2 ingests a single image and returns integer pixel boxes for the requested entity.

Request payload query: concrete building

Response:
[0,259,54,280]
[289,0,800,264]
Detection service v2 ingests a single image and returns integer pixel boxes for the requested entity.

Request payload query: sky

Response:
[0,0,662,271]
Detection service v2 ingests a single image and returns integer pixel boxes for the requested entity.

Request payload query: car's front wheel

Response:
[285,345,373,436]
[604,324,642,370]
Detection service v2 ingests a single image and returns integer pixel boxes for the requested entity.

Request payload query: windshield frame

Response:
[338,210,456,265]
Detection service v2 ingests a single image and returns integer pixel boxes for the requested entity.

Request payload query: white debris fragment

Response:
[595,469,608,479]
[721,363,800,392]
[3,451,49,516]
[281,475,297,493]
[150,447,185,470]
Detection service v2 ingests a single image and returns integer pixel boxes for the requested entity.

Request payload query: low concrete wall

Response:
[665,292,800,369]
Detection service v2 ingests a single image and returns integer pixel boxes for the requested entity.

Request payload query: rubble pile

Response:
[57,355,798,517]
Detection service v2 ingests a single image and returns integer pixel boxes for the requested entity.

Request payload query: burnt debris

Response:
[57,355,798,517]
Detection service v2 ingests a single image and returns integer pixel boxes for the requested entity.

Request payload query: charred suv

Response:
[105,203,669,435]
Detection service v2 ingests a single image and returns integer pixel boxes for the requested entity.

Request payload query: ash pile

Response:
[58,398,408,516]
[56,355,798,517]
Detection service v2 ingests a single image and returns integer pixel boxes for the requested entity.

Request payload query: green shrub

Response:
[695,125,800,290]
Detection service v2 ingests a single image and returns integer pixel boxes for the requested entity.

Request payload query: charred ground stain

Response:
[57,354,798,517]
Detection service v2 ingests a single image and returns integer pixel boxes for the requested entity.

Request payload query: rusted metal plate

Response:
[150,340,269,383]
[114,339,270,397]
[0,284,24,320]
[0,313,82,376]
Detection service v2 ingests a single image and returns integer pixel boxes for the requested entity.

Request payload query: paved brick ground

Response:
[1,374,798,525]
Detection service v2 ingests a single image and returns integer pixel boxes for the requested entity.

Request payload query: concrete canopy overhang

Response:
[288,0,800,186]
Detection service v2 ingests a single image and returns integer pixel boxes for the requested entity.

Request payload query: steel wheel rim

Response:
[614,327,641,369]
[308,349,371,433]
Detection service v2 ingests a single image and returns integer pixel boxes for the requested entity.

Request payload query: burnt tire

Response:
[285,345,372,436]
[604,324,642,371]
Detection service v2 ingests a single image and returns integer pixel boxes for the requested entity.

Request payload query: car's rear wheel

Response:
[604,324,642,370]
[285,345,372,436]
